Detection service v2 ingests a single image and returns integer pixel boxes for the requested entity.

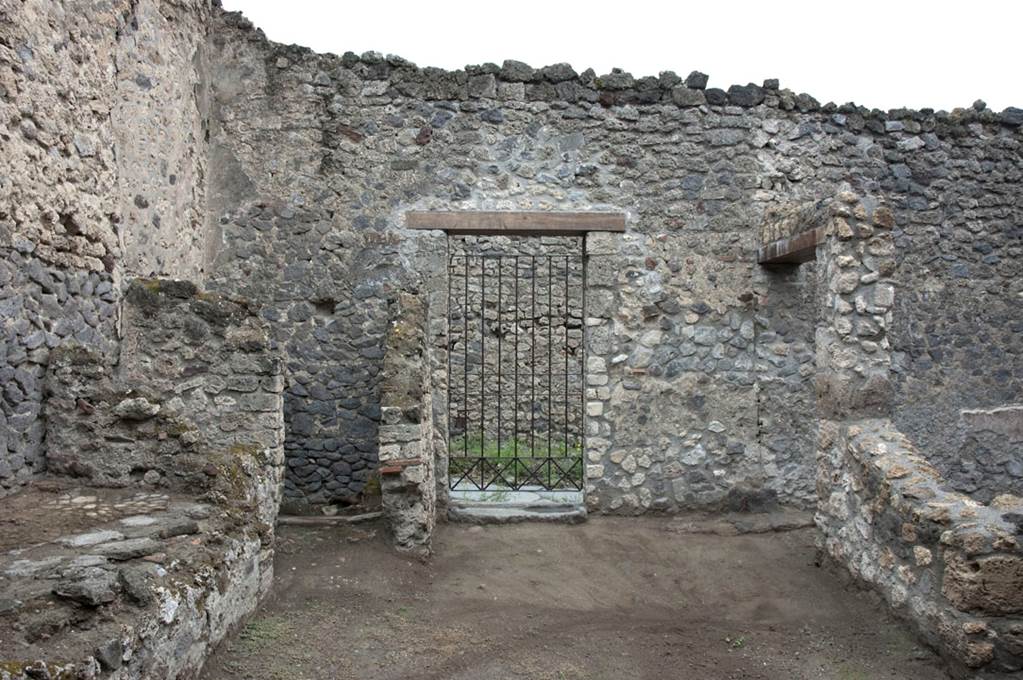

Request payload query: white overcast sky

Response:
[223,0,1021,112]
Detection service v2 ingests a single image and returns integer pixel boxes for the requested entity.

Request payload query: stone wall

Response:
[203,14,829,511]
[6,0,1019,514]
[378,292,437,553]
[753,100,1023,502]
[950,406,1023,502]
[885,116,1023,502]
[0,277,284,679]
[0,0,214,495]
[813,194,1023,676]
[205,7,1022,512]
[45,279,285,535]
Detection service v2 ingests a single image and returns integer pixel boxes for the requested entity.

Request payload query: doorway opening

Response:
[446,235,585,503]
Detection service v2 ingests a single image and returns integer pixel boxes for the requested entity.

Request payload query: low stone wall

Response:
[816,419,1023,675]
[811,194,1023,676]
[377,292,436,553]
[0,278,285,679]
[0,488,271,680]
[45,279,285,535]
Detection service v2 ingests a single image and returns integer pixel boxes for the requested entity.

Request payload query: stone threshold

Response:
[447,486,586,524]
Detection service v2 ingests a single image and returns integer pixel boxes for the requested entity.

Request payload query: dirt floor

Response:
[200,517,950,680]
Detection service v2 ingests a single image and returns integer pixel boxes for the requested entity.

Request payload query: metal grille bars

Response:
[447,251,584,491]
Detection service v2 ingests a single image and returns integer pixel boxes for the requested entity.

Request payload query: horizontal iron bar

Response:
[448,254,583,260]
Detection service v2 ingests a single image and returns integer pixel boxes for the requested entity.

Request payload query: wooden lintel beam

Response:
[405,211,626,235]
[757,226,827,265]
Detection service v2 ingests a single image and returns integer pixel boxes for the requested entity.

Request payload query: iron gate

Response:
[447,244,584,491]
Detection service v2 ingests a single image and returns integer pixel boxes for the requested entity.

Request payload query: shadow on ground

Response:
[200,517,949,680]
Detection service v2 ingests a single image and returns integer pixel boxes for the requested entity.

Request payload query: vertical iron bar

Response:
[446,247,452,489]
[564,254,569,485]
[497,256,502,467]
[480,255,485,488]
[530,255,536,466]
[514,256,519,489]
[580,238,587,492]
[547,256,553,489]
[463,254,469,474]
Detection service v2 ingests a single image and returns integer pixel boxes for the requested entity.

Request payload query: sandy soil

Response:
[200,517,950,680]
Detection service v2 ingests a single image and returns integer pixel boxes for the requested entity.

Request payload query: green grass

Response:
[236,615,291,654]
[449,436,583,488]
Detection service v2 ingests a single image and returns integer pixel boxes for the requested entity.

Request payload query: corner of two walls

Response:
[812,193,1023,676]
[0,0,214,496]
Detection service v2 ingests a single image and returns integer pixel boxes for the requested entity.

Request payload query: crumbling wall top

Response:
[214,7,1023,131]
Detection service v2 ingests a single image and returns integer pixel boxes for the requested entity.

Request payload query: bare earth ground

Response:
[200,517,950,680]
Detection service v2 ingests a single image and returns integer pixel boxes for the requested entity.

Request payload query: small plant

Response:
[448,435,583,488]
[724,635,746,649]
[237,616,290,653]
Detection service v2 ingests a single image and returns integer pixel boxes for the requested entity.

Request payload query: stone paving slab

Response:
[448,485,587,523]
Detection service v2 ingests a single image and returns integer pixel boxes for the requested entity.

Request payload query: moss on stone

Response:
[362,474,382,498]
[229,441,272,466]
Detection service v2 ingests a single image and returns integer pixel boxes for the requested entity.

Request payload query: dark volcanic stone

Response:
[94,538,162,561]
[95,638,124,670]
[53,568,118,606]
[685,71,709,90]
[480,108,504,124]
[704,88,728,106]
[539,63,577,82]
[499,60,535,82]
[1000,107,1023,126]
[727,84,765,107]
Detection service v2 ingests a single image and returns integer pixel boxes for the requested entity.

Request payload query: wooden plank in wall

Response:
[757,226,827,264]
[405,211,626,235]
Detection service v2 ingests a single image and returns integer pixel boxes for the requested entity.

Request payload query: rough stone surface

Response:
[0,0,215,496]
[812,198,1023,676]
[0,487,273,680]
[1,3,1022,675]
[816,420,1023,675]
[943,405,1023,502]
[204,11,1022,516]
[377,293,437,553]
[44,280,285,535]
